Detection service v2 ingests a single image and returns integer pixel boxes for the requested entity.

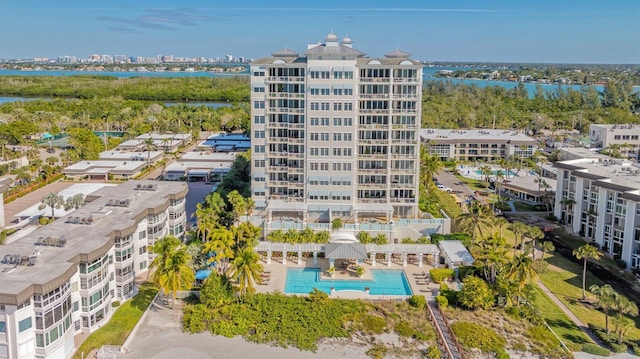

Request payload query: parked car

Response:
[436,184,452,192]
[46,148,55,153]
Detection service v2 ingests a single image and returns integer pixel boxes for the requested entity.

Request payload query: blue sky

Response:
[1,0,638,63]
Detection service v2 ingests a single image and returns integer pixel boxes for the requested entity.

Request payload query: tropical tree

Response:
[38,192,65,218]
[589,284,618,333]
[64,193,85,211]
[227,190,247,226]
[142,137,156,167]
[505,253,537,305]
[457,201,492,241]
[203,228,235,274]
[612,315,633,345]
[267,229,285,242]
[540,241,555,261]
[233,222,260,249]
[491,217,509,238]
[509,221,529,255]
[473,234,509,285]
[227,247,263,296]
[420,146,444,187]
[572,244,601,300]
[458,276,494,310]
[151,246,194,308]
[149,236,181,276]
[527,226,544,260]
[45,156,58,167]
[331,218,343,231]
[613,294,639,320]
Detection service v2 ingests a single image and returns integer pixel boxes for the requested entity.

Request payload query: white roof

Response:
[99,150,163,160]
[164,161,232,173]
[181,151,237,162]
[64,160,147,173]
[438,240,474,265]
[420,128,537,143]
[14,183,118,220]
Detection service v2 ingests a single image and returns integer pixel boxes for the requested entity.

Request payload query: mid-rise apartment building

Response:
[421,129,539,162]
[554,157,640,269]
[589,123,640,158]
[0,181,187,359]
[250,33,422,229]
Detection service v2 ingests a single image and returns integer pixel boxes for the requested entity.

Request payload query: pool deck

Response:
[257,257,440,300]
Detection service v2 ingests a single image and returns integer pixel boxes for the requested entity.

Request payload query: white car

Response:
[437,184,452,192]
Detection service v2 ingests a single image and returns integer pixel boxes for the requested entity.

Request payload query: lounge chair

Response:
[412,272,427,276]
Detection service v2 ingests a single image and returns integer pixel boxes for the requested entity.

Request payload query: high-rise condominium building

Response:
[250,33,422,229]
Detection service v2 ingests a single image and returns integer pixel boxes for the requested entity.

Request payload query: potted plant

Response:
[356,265,365,278]
[328,266,336,278]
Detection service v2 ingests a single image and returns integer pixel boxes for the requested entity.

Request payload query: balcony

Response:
[265,76,305,82]
[288,167,304,174]
[359,139,389,145]
[116,272,134,283]
[357,183,387,189]
[392,93,419,99]
[393,77,419,83]
[360,94,390,99]
[268,165,288,172]
[360,77,390,83]
[392,109,418,114]
[267,93,305,99]
[359,109,389,114]
[358,198,387,203]
[359,153,388,159]
[390,198,416,203]
[288,152,305,159]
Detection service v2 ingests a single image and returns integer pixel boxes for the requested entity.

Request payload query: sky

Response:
[0,0,638,64]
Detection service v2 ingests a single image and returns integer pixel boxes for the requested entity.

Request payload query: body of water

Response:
[0,69,248,78]
[0,96,233,109]
[284,268,413,296]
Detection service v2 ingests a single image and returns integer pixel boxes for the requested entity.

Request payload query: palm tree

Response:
[505,253,537,306]
[142,137,156,167]
[233,222,260,249]
[152,247,194,308]
[457,201,492,241]
[203,228,235,273]
[227,247,263,296]
[420,146,444,187]
[492,217,509,238]
[64,193,85,211]
[473,234,509,285]
[527,226,544,260]
[160,137,171,152]
[509,221,529,255]
[38,192,65,218]
[613,295,639,319]
[149,236,181,275]
[573,244,601,300]
[589,284,618,333]
[540,241,555,261]
[227,190,247,226]
[612,315,633,345]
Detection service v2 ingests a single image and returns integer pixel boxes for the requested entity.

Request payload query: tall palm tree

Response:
[492,217,509,238]
[509,221,529,255]
[227,190,247,226]
[613,295,639,319]
[527,226,544,260]
[540,241,555,261]
[473,234,509,285]
[505,253,537,306]
[573,244,601,300]
[420,147,444,187]
[149,236,181,275]
[203,228,235,273]
[152,247,194,308]
[142,137,157,167]
[612,315,633,345]
[233,222,261,249]
[227,247,263,296]
[38,192,65,218]
[457,201,492,241]
[589,284,618,334]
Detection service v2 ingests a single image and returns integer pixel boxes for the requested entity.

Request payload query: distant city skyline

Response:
[1,0,638,64]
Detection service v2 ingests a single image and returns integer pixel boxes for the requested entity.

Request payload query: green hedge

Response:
[409,295,426,310]
[430,268,454,283]
[581,343,610,356]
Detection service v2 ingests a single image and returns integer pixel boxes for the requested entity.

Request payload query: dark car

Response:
[46,148,55,153]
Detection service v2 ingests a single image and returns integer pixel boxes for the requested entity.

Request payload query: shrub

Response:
[366,344,388,359]
[457,266,475,279]
[430,268,454,283]
[450,322,506,355]
[425,346,442,359]
[111,301,120,307]
[632,345,640,356]
[435,295,448,308]
[581,343,610,356]
[440,283,450,291]
[408,295,426,310]
[361,314,386,334]
[609,342,627,353]
[458,276,494,310]
[394,321,415,338]
[531,260,549,274]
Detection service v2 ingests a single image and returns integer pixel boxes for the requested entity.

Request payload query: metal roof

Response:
[325,243,368,260]
[438,240,474,265]
[304,44,365,56]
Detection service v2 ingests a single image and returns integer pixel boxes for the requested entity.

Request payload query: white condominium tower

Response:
[250,33,422,229]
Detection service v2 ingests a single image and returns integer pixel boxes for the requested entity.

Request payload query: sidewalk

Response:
[536,280,604,347]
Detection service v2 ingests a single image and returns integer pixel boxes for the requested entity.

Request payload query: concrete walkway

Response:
[536,280,604,347]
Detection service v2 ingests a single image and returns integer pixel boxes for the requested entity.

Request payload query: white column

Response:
[371,252,377,267]
[418,253,423,268]
[312,252,318,265]
[266,251,272,265]
[402,253,407,267]
[297,251,302,265]
[282,250,287,265]
[386,252,392,267]
[433,253,439,268]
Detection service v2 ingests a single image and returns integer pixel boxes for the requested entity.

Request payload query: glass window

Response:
[0,321,5,332]
[19,317,32,332]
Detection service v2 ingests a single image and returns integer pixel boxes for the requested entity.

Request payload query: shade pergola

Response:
[253,241,441,268]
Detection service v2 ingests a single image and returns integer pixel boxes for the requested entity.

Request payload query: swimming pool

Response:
[284,268,413,296]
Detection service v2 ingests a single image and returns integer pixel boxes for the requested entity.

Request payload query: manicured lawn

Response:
[73,283,158,359]
[454,174,488,193]
[530,286,592,351]
[539,253,640,341]
[434,190,463,218]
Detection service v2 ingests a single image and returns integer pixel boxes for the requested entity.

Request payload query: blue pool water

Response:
[284,268,413,296]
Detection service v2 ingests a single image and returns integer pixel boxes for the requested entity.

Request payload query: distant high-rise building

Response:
[250,33,422,237]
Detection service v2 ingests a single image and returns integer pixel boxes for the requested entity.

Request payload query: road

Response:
[436,170,475,198]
